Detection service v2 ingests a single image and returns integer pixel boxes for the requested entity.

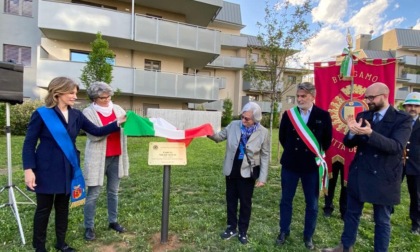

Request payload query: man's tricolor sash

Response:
[287,107,329,195]
[37,107,86,207]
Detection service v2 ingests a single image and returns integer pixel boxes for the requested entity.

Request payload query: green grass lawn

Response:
[0,130,419,251]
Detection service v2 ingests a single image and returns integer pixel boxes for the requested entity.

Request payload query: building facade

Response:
[355,28,420,105]
[1,0,306,115]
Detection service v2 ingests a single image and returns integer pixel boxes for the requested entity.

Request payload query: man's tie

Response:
[373,112,381,124]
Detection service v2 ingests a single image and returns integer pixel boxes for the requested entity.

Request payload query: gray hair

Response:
[86,81,114,101]
[297,82,316,96]
[241,102,262,122]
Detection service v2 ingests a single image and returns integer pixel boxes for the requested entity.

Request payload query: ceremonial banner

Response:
[314,58,396,183]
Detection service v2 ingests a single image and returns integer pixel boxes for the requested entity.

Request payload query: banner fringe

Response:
[70,199,86,208]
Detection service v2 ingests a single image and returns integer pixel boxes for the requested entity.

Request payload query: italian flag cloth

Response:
[340,48,354,79]
[122,110,214,146]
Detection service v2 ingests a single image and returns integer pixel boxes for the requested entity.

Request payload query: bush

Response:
[0,100,45,135]
[221,98,233,127]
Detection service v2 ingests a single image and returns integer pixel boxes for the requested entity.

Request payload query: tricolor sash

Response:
[287,106,329,195]
[37,106,86,207]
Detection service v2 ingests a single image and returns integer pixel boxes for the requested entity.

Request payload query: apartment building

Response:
[1,0,306,115]
[355,28,420,104]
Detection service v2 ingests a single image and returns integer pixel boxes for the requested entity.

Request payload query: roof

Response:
[395,29,420,48]
[362,49,395,59]
[214,1,243,26]
[241,34,262,47]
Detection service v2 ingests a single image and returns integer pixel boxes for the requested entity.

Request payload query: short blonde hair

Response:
[44,77,79,107]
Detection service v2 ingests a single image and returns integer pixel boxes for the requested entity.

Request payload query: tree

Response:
[80,32,115,89]
[243,0,317,161]
[221,98,233,127]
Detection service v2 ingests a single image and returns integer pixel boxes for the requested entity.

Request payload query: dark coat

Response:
[279,105,333,172]
[343,106,412,205]
[22,106,120,194]
[405,118,420,176]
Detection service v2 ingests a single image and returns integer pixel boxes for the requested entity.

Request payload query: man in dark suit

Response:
[402,92,420,234]
[322,82,412,252]
[276,82,333,250]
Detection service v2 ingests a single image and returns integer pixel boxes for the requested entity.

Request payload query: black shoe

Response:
[55,244,75,252]
[109,222,126,233]
[238,232,248,245]
[35,248,47,252]
[220,228,238,240]
[304,237,315,250]
[84,228,96,241]
[275,232,288,246]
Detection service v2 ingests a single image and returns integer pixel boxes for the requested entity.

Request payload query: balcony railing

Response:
[135,14,220,55]
[400,55,420,66]
[395,89,410,100]
[36,59,222,102]
[241,96,275,113]
[188,99,224,111]
[243,80,272,92]
[401,73,420,84]
[134,70,220,101]
[38,0,131,40]
[207,55,246,69]
[220,33,248,48]
[38,0,221,66]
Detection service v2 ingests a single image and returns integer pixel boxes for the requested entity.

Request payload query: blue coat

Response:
[343,106,412,205]
[22,106,120,194]
[279,105,333,173]
[405,118,420,176]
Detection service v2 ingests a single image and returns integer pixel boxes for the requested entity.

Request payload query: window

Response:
[287,76,297,85]
[3,44,31,66]
[250,53,259,62]
[286,96,295,104]
[4,0,32,17]
[145,59,161,71]
[247,95,258,101]
[70,50,115,65]
[70,50,89,62]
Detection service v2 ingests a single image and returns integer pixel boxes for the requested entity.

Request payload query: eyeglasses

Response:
[241,115,252,122]
[364,94,383,101]
[98,95,111,100]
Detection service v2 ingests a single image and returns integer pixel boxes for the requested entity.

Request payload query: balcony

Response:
[243,80,272,92]
[400,55,420,66]
[241,96,275,113]
[207,56,246,69]
[401,73,420,85]
[395,89,410,100]
[132,0,223,27]
[220,33,248,48]
[188,99,224,111]
[135,14,220,67]
[36,59,221,102]
[38,0,221,68]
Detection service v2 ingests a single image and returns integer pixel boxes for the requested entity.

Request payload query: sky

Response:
[226,0,420,66]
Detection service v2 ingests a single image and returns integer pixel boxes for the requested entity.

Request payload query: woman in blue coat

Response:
[22,77,126,252]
